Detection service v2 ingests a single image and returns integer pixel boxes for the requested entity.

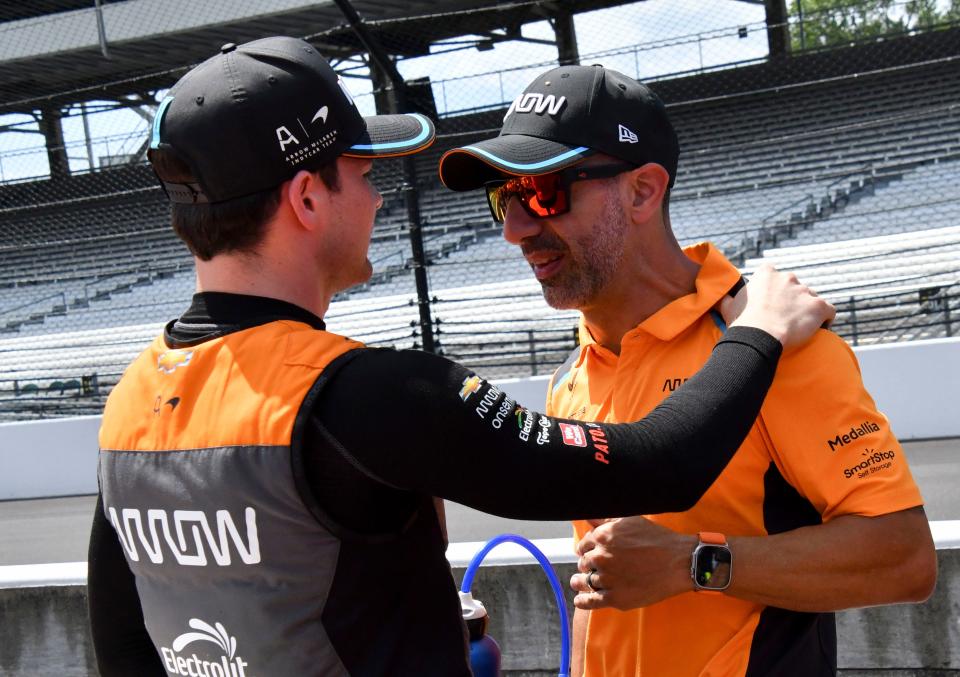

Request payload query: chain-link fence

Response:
[1,0,958,418]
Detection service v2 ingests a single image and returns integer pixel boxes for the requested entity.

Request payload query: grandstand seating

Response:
[339,58,960,295]
[1,45,959,417]
[744,225,960,343]
[782,158,960,246]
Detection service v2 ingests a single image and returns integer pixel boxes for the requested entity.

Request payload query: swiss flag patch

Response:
[559,423,587,447]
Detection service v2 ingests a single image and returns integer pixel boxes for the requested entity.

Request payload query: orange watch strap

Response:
[699,531,727,545]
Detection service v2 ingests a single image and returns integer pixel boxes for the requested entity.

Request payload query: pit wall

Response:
[2,536,959,676]
[2,337,958,501]
[1,337,958,674]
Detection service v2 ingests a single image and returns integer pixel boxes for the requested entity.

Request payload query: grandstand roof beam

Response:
[37,107,69,181]
[731,0,791,57]
[0,0,641,113]
[549,10,581,66]
[120,96,157,126]
[764,0,791,57]
[330,0,437,354]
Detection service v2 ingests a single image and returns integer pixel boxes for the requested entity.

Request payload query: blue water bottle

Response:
[460,591,502,677]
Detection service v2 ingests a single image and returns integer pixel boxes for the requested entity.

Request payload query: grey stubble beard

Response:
[540,185,628,310]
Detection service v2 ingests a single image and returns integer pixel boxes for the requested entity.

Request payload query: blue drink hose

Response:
[460,533,571,677]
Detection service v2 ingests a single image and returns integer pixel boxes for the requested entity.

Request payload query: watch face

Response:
[694,544,732,590]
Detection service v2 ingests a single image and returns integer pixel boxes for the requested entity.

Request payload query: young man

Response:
[88,41,834,676]
[439,64,936,676]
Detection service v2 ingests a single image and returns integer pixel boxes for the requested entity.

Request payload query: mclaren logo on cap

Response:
[277,102,332,151]
[505,92,567,120]
[311,105,329,124]
[618,124,639,144]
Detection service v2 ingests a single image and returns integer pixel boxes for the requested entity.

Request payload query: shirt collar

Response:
[164,292,326,347]
[577,242,742,351]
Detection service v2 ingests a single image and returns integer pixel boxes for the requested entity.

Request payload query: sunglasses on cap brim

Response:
[484,162,637,224]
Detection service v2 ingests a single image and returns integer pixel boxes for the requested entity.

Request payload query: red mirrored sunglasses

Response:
[484,162,636,224]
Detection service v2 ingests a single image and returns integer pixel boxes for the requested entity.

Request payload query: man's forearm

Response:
[573,507,937,612]
[571,608,587,677]
[727,507,936,612]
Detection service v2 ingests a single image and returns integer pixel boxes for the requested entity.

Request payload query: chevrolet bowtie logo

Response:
[157,350,193,374]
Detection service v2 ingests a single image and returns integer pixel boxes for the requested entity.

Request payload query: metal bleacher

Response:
[1,35,959,416]
[346,56,960,295]
[782,157,960,246]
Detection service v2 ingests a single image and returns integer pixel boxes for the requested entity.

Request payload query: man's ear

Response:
[624,163,670,224]
[284,169,329,232]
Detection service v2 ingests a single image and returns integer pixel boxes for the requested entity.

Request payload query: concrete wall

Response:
[2,547,958,676]
[0,585,96,677]
[1,337,957,500]
[855,338,960,440]
[0,416,100,500]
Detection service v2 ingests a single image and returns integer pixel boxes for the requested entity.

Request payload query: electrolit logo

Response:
[161,618,252,676]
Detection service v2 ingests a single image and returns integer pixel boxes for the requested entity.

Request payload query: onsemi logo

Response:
[505,92,567,119]
[108,507,261,566]
[161,618,252,677]
[157,350,193,374]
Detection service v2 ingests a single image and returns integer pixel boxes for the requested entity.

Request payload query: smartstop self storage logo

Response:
[161,618,252,676]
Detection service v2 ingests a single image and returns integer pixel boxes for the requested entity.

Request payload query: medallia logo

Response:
[161,618,252,676]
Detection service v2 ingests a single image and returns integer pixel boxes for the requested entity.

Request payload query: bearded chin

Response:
[541,285,577,309]
[540,276,595,310]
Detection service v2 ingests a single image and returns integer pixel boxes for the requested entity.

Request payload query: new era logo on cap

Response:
[618,124,639,144]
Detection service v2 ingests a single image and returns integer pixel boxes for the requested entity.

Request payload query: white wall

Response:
[0,416,101,500]
[854,337,960,439]
[1,337,957,500]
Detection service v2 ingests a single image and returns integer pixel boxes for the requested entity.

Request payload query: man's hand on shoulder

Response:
[570,516,696,610]
[723,264,836,350]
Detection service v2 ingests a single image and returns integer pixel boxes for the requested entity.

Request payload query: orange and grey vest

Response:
[99,320,465,676]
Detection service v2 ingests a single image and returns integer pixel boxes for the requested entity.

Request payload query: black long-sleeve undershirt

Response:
[309,328,778,525]
[89,292,781,675]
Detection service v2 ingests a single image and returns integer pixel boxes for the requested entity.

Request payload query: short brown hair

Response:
[149,150,339,261]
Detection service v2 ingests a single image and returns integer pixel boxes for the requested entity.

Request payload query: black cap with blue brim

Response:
[439,64,678,192]
[148,36,435,204]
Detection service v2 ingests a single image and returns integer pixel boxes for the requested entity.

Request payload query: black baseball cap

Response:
[149,36,436,204]
[439,65,678,191]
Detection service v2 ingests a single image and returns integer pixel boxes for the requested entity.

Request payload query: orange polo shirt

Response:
[546,242,923,677]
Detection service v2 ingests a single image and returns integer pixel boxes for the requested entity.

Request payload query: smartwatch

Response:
[690,531,733,593]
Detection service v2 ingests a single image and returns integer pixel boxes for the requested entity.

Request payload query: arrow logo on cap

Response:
[311,106,329,124]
